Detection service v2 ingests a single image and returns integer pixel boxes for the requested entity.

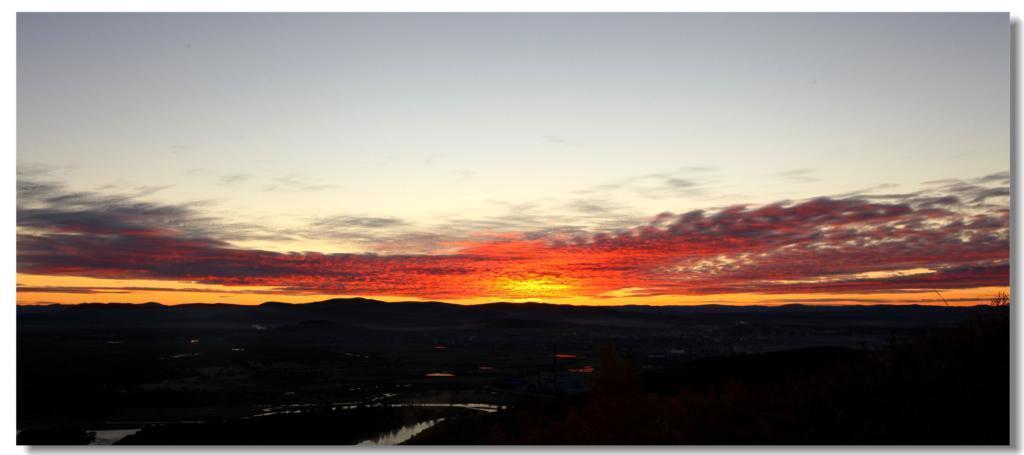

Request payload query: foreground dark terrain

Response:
[16,298,1008,445]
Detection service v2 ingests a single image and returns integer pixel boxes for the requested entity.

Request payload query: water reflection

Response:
[89,428,140,445]
[255,401,503,417]
[357,418,444,445]
[390,403,501,413]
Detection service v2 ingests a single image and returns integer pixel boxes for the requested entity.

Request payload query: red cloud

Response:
[17,181,1009,300]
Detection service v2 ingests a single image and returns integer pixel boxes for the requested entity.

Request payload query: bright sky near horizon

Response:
[16,13,1010,306]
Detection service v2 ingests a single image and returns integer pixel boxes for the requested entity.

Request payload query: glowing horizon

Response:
[15,172,1010,306]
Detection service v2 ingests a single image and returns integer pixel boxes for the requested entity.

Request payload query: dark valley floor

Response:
[16,299,1009,445]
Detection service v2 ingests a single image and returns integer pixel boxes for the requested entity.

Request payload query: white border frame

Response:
[3,2,1020,455]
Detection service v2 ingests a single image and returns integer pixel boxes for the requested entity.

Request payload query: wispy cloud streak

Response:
[17,175,1009,300]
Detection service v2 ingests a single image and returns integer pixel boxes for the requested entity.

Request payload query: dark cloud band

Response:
[17,175,1009,300]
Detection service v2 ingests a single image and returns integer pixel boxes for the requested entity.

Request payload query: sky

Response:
[16,13,1010,306]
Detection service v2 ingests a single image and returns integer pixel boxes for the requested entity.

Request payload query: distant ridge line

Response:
[15,297,983,310]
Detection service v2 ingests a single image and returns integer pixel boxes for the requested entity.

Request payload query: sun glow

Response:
[495,276,576,299]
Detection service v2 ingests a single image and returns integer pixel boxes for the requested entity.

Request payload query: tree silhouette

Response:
[990,292,1009,307]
